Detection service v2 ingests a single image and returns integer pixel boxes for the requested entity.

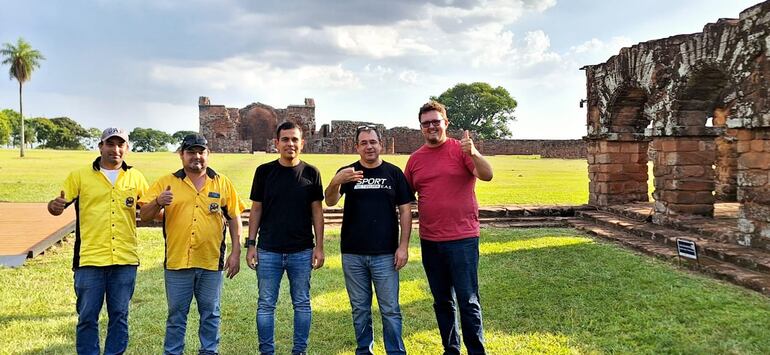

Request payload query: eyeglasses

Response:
[420,119,444,128]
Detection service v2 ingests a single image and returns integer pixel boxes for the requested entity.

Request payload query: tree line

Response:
[0,109,195,152]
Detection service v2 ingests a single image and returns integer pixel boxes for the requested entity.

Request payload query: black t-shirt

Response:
[339,161,415,254]
[250,160,324,253]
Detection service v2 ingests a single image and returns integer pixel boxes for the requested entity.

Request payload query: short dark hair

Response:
[276,121,303,139]
[355,125,380,143]
[418,100,447,122]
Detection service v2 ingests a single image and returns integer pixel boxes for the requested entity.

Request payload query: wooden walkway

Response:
[0,203,75,267]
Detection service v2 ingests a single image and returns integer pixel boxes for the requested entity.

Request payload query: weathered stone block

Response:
[738,152,770,169]
[737,170,768,187]
[668,203,714,217]
[738,218,756,233]
[665,151,715,166]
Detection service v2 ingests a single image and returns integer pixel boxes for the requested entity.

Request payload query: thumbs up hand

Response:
[460,130,478,157]
[157,185,174,207]
[48,190,68,215]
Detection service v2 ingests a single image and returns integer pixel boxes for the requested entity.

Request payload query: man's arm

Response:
[224,215,242,279]
[325,167,363,206]
[311,200,325,270]
[394,203,412,270]
[471,154,494,182]
[324,180,342,207]
[246,201,262,270]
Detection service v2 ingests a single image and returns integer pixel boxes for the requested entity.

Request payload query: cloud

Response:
[569,36,633,56]
[321,24,438,58]
[150,57,362,91]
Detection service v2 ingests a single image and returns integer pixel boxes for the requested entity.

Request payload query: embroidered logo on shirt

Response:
[353,177,391,190]
[209,202,220,213]
[208,192,220,198]
[125,197,135,208]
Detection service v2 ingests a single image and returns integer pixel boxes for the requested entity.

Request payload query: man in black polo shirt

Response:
[245,121,324,355]
[325,125,414,355]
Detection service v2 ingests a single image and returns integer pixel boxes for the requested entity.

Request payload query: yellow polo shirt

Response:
[142,168,244,271]
[62,158,149,268]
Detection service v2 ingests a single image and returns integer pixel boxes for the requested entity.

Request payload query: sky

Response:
[0,0,762,139]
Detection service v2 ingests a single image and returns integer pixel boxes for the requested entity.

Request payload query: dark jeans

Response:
[421,237,485,355]
[73,265,137,355]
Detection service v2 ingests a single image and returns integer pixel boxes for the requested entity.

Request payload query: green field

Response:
[2,227,770,354]
[0,149,589,206]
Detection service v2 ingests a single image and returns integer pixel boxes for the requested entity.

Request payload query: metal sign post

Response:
[676,238,698,265]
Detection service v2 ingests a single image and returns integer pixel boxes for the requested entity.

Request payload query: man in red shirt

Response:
[404,101,493,355]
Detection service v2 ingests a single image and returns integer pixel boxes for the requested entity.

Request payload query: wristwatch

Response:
[244,239,257,248]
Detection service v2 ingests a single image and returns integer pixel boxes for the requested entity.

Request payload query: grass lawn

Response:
[0,149,590,205]
[2,227,770,354]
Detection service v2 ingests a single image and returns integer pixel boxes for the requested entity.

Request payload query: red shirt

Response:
[405,138,479,242]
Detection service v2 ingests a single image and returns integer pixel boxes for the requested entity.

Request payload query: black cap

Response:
[181,134,208,151]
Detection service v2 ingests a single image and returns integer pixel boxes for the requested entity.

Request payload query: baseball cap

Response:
[181,134,208,151]
[101,127,129,143]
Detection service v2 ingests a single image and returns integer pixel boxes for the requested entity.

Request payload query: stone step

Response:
[601,204,744,246]
[576,210,770,275]
[569,219,770,296]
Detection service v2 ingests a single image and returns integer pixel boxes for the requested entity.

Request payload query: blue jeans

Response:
[257,248,313,354]
[421,237,485,355]
[73,265,137,355]
[342,254,406,355]
[163,268,223,355]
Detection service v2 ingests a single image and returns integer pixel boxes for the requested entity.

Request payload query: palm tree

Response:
[1,38,45,157]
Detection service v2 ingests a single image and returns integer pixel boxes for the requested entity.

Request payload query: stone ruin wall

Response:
[583,1,770,249]
[199,97,316,153]
[200,97,587,158]
[479,139,586,158]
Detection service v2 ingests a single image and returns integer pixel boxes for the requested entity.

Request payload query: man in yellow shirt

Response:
[48,127,149,355]
[140,133,243,355]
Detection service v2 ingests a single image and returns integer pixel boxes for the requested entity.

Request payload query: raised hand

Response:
[48,190,68,215]
[460,130,478,156]
[157,185,173,206]
[332,167,364,185]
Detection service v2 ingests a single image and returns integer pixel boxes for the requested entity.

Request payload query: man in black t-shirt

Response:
[325,125,414,355]
[246,121,324,355]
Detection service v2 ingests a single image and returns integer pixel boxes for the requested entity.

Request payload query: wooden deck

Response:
[0,203,75,267]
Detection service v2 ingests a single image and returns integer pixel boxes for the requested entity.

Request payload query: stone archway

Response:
[240,104,278,152]
[587,86,651,206]
[582,1,770,247]
[651,67,733,219]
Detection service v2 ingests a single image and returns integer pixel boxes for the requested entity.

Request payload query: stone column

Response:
[651,137,716,221]
[385,137,395,154]
[714,130,738,201]
[587,140,649,206]
[736,128,770,249]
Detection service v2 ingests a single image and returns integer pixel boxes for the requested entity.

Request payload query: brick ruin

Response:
[583,1,770,248]
[199,96,316,153]
[200,98,586,158]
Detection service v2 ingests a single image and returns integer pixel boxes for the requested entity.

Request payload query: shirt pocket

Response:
[116,187,138,210]
[206,196,223,216]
